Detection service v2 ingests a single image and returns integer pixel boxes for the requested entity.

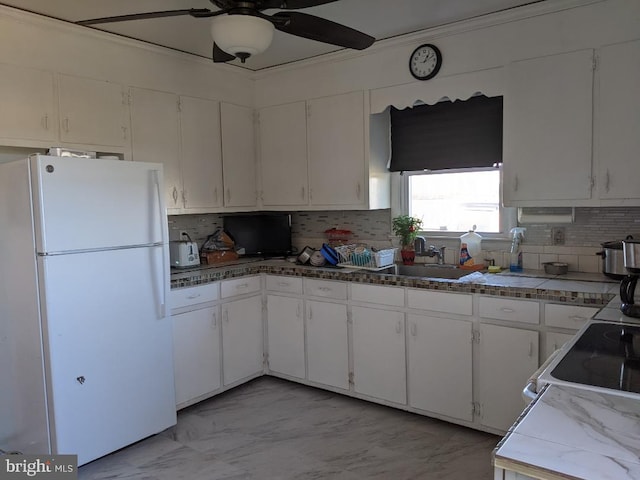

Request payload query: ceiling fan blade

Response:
[213,43,236,63]
[271,12,374,50]
[260,0,340,9]
[77,8,219,26]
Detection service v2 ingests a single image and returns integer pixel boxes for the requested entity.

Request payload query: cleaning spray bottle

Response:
[509,227,526,272]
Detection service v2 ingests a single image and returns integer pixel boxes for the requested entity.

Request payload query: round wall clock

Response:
[409,44,442,81]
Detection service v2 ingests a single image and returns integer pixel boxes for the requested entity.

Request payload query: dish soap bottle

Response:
[509,227,526,272]
[459,227,482,268]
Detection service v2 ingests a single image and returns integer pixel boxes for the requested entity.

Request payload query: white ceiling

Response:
[0,0,545,70]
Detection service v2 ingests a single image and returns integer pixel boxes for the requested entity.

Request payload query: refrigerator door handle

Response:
[153,168,167,319]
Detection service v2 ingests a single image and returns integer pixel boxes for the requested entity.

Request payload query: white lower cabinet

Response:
[477,323,539,431]
[545,331,575,360]
[172,306,221,408]
[407,314,473,421]
[266,294,305,379]
[352,306,406,404]
[221,295,264,386]
[306,300,349,390]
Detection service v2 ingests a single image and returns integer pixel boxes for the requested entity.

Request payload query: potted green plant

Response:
[392,215,423,265]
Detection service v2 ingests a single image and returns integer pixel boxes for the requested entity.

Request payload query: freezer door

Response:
[31,155,167,253]
[38,246,175,465]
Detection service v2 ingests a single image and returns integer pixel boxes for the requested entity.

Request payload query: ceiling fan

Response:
[77,0,375,64]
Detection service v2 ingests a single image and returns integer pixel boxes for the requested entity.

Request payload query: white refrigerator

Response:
[0,154,176,466]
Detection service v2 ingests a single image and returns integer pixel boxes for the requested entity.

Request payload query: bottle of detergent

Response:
[459,227,482,268]
[509,227,526,272]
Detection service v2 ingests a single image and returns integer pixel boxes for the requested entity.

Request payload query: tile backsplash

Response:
[169,206,640,273]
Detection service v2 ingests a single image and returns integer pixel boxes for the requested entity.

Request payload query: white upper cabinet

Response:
[257,91,390,211]
[179,96,224,211]
[131,89,226,213]
[503,50,594,206]
[307,91,367,207]
[130,87,181,210]
[58,74,128,147]
[258,101,308,206]
[221,102,257,209]
[0,63,56,143]
[596,39,640,203]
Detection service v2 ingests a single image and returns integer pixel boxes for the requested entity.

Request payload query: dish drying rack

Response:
[334,244,397,271]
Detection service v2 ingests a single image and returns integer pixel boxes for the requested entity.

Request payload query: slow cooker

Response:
[596,235,633,279]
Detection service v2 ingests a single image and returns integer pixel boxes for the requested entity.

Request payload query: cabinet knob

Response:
[396,320,402,334]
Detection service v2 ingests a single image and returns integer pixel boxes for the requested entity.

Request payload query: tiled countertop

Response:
[494,384,640,480]
[170,260,618,306]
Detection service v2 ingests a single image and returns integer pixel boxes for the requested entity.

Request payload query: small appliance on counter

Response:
[621,238,640,318]
[170,232,200,268]
[597,235,634,279]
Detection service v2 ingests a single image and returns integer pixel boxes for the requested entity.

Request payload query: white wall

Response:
[253,0,640,107]
[0,6,253,106]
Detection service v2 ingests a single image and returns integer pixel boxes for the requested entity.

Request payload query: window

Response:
[390,94,514,238]
[404,167,515,237]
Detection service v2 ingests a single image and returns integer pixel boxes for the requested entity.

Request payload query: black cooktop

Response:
[551,323,640,394]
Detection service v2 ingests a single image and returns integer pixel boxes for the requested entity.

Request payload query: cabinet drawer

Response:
[545,304,598,330]
[304,279,347,300]
[407,289,472,316]
[351,283,404,307]
[221,275,261,298]
[265,275,303,295]
[479,297,539,325]
[170,283,219,311]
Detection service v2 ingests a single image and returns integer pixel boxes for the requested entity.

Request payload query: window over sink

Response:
[403,167,515,237]
[389,94,515,238]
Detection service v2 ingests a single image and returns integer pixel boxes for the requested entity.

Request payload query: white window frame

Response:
[400,166,516,240]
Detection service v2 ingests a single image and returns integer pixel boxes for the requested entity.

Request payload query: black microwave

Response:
[223,213,292,257]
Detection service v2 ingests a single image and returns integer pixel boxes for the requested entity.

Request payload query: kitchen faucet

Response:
[414,236,446,265]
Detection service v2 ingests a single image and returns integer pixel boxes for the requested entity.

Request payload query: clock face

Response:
[409,44,442,81]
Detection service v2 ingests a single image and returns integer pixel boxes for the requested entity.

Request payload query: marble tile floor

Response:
[79,377,500,480]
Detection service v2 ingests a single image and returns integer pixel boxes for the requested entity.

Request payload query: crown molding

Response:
[250,0,603,79]
[0,4,252,78]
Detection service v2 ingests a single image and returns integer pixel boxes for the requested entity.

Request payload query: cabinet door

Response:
[180,96,224,210]
[58,74,127,146]
[352,306,406,404]
[308,91,365,206]
[306,300,349,390]
[544,331,574,361]
[0,63,56,141]
[597,39,640,201]
[478,324,539,431]
[172,306,221,407]
[267,295,305,379]
[130,88,181,209]
[259,102,308,206]
[221,103,257,208]
[407,314,473,421]
[503,50,594,204]
[221,295,263,385]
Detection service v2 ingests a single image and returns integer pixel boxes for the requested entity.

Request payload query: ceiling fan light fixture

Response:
[210,15,275,61]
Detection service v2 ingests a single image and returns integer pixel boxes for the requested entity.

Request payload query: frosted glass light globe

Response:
[210,15,275,59]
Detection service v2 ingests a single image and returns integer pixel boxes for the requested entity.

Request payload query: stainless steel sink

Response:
[394,263,472,280]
